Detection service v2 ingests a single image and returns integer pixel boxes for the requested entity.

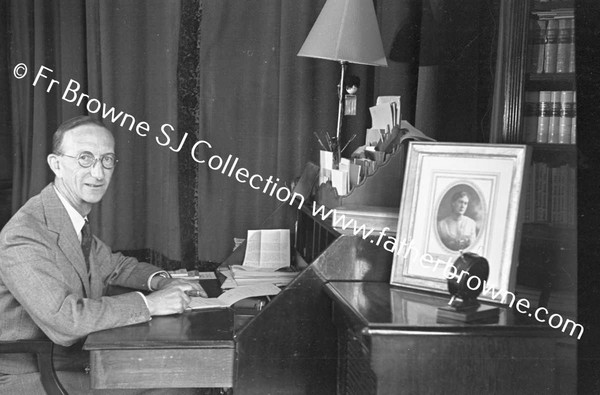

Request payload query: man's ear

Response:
[47,154,62,178]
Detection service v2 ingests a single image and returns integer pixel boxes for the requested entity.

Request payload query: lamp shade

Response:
[298,0,387,67]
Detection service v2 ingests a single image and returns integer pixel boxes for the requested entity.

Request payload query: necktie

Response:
[81,220,92,272]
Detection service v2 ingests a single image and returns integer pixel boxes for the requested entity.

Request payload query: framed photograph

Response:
[390,142,530,303]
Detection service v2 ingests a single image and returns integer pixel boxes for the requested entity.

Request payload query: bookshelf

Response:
[491,0,576,318]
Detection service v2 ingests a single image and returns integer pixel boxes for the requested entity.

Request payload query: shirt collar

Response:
[53,185,87,242]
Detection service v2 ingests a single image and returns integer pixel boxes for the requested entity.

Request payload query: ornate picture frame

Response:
[390,142,530,303]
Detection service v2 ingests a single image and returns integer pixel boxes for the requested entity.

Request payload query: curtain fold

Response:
[8,0,183,262]
[197,0,338,261]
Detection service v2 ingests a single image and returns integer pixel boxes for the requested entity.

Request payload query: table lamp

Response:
[298,0,387,165]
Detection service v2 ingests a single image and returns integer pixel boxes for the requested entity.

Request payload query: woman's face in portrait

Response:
[452,195,469,215]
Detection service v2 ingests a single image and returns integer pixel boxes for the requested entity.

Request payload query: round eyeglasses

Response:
[58,151,118,169]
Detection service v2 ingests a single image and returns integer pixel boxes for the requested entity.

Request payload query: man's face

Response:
[49,124,115,215]
[452,196,469,215]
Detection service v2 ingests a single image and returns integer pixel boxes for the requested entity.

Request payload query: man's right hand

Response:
[145,285,192,316]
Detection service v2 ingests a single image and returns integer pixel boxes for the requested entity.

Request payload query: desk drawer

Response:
[90,348,234,389]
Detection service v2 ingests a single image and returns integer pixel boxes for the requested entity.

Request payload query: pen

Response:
[185,290,205,297]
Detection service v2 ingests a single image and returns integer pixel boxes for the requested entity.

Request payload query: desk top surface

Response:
[84,308,235,350]
[325,281,557,334]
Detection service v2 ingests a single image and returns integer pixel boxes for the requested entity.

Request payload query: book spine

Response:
[535,163,546,222]
[569,166,576,226]
[555,18,572,73]
[561,165,568,225]
[550,167,557,224]
[568,18,576,73]
[543,19,559,73]
[523,91,540,143]
[528,19,547,74]
[558,91,574,144]
[547,91,561,143]
[571,92,577,144]
[543,164,549,222]
[537,91,552,143]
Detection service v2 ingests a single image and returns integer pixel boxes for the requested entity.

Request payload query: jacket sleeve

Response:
[93,236,164,292]
[0,222,152,347]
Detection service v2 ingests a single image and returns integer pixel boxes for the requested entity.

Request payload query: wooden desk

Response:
[84,309,234,389]
[84,278,237,389]
[325,281,571,395]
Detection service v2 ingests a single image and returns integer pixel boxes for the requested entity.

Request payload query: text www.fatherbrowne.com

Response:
[311,201,583,340]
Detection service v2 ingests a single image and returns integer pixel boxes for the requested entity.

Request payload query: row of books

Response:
[523,90,576,144]
[527,9,574,75]
[523,162,575,226]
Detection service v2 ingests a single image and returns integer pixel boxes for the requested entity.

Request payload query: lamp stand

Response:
[333,61,347,168]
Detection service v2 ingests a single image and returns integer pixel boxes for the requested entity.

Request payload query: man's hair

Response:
[451,190,469,203]
[52,116,109,154]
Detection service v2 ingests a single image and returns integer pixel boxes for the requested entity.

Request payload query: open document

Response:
[242,229,290,270]
[187,283,281,310]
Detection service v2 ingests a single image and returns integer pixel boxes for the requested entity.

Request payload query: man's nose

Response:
[90,159,105,179]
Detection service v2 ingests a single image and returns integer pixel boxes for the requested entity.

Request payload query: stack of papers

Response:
[230,265,298,287]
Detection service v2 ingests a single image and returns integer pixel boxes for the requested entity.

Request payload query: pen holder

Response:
[315,139,411,209]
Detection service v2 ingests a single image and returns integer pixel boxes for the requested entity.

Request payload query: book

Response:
[543,19,559,73]
[536,91,552,143]
[558,91,574,144]
[523,91,539,143]
[568,18,575,73]
[556,17,574,73]
[528,19,547,74]
[547,91,561,143]
[187,283,281,310]
[242,229,290,270]
[571,91,576,143]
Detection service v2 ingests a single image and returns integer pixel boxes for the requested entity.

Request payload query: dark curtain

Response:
[196,0,498,262]
[8,0,183,262]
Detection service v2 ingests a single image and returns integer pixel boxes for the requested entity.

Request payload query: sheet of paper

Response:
[349,163,361,188]
[216,283,281,306]
[369,103,394,129]
[187,283,281,310]
[320,150,333,184]
[331,169,349,195]
[365,128,384,146]
[376,96,401,126]
[243,229,290,270]
[187,297,227,310]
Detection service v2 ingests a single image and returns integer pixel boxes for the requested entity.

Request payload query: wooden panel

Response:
[369,334,557,395]
[85,309,234,350]
[90,348,234,389]
[234,266,337,395]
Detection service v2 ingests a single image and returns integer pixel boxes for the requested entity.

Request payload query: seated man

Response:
[0,116,206,394]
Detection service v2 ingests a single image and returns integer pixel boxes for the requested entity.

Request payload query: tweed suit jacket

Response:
[0,184,162,374]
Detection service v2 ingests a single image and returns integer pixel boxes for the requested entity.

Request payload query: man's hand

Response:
[144,278,208,316]
[145,283,194,316]
[151,277,208,297]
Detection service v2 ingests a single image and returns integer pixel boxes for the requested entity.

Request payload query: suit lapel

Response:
[41,185,91,297]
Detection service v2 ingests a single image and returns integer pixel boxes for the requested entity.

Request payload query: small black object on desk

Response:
[437,252,500,323]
